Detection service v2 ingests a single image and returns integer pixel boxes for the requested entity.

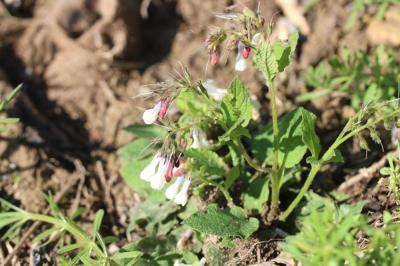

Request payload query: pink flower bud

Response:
[158,100,169,119]
[165,160,175,182]
[173,167,187,177]
[210,52,219,65]
[242,46,251,59]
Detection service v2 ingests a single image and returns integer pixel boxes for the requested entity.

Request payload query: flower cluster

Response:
[205,8,264,72]
[140,125,209,206]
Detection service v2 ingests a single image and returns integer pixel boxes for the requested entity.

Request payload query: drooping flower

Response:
[142,102,162,124]
[210,52,219,65]
[173,167,187,177]
[174,177,191,206]
[158,100,170,119]
[235,42,248,72]
[140,153,162,182]
[251,32,262,47]
[150,158,169,190]
[165,175,184,200]
[190,128,209,149]
[164,159,176,183]
[203,80,227,101]
[242,46,251,59]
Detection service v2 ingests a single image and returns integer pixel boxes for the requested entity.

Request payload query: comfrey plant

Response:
[124,7,400,223]
[135,8,269,210]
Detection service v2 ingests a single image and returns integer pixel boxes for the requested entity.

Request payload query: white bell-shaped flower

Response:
[165,175,184,200]
[142,102,161,124]
[140,153,161,182]
[174,178,191,206]
[150,158,168,190]
[199,257,207,266]
[203,80,227,101]
[190,128,209,149]
[251,32,262,47]
[235,42,248,72]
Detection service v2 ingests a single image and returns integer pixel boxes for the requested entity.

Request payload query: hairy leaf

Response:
[300,109,321,161]
[220,78,253,128]
[128,198,178,235]
[243,178,269,213]
[184,205,259,237]
[321,149,344,164]
[185,148,227,176]
[252,108,307,168]
[118,139,164,199]
[254,41,278,83]
[124,124,167,139]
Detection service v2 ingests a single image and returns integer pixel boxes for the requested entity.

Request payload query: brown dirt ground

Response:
[0,0,400,264]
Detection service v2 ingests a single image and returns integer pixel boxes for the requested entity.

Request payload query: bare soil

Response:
[0,0,399,265]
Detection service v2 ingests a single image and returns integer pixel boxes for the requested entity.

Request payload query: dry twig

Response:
[338,154,389,193]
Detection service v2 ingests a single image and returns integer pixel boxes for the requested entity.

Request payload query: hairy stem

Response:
[279,164,320,221]
[268,81,280,209]
[233,140,270,173]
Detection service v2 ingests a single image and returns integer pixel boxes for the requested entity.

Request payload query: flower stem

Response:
[233,140,270,173]
[279,164,320,221]
[268,81,280,210]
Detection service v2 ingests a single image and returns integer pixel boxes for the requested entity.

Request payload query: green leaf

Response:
[0,84,22,111]
[79,254,100,265]
[176,89,210,115]
[185,148,227,176]
[289,31,299,53]
[0,117,19,124]
[128,198,178,234]
[252,108,307,168]
[204,243,230,266]
[321,149,344,164]
[43,193,62,217]
[273,41,291,72]
[124,124,167,138]
[380,167,391,176]
[184,205,259,237]
[0,216,24,232]
[282,193,367,266]
[118,139,164,199]
[243,178,269,214]
[300,108,321,160]
[33,227,58,243]
[58,243,81,254]
[296,89,331,102]
[112,251,143,266]
[220,78,253,128]
[224,166,240,190]
[118,138,154,162]
[178,198,202,220]
[135,237,180,259]
[254,41,278,83]
[219,118,251,143]
[363,83,378,104]
[93,209,104,233]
